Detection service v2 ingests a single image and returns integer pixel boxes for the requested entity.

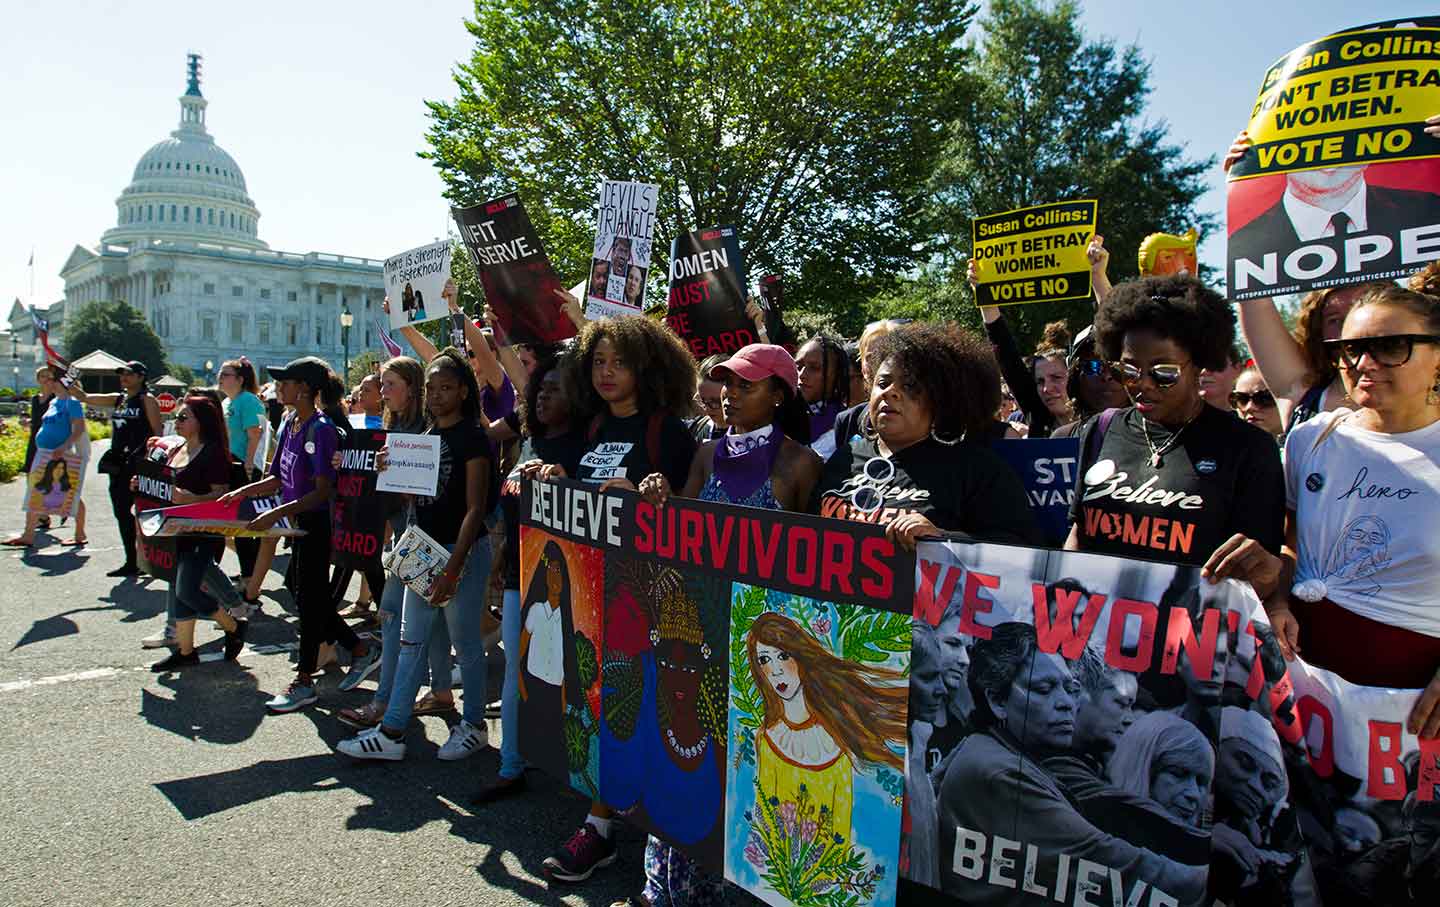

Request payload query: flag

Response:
[31,305,70,371]
[27,250,34,267]
[374,316,403,358]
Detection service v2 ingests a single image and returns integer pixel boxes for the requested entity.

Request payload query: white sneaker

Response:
[337,726,406,761]
[437,719,488,761]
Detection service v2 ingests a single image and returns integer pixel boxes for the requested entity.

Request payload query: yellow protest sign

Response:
[970,200,1097,306]
[1231,22,1440,179]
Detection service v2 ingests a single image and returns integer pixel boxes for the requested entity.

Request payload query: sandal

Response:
[2,537,33,548]
[338,701,386,729]
[59,537,87,547]
[413,691,456,716]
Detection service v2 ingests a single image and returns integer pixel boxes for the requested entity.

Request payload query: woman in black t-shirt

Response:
[337,349,497,763]
[521,315,699,882]
[140,396,247,672]
[813,322,1038,547]
[1066,276,1285,597]
[73,363,162,577]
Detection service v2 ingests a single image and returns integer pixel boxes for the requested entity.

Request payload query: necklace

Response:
[1141,407,1202,468]
[665,727,707,760]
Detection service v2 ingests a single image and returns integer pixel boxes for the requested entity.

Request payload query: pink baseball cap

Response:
[709,344,799,392]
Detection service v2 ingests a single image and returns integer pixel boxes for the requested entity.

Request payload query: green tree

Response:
[346,350,383,388]
[63,300,168,375]
[883,0,1215,349]
[167,364,196,388]
[425,0,976,331]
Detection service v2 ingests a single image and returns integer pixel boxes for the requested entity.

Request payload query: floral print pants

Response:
[642,835,727,907]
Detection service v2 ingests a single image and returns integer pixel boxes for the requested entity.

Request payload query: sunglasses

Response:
[1075,358,1110,378]
[174,411,191,423]
[1112,361,1186,388]
[1325,334,1440,369]
[1229,390,1276,408]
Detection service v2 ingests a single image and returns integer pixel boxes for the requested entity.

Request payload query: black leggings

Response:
[328,559,386,617]
[293,510,359,677]
[233,469,262,578]
[109,473,137,567]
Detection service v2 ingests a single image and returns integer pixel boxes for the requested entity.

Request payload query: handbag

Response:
[382,523,462,605]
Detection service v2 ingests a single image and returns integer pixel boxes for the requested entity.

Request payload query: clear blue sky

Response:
[1,1,1432,309]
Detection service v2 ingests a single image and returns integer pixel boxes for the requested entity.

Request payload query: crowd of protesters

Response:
[6,138,1440,907]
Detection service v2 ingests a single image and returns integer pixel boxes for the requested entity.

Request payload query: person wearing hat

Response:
[1051,326,1129,438]
[69,361,162,575]
[640,343,820,511]
[220,356,376,713]
[1210,706,1304,903]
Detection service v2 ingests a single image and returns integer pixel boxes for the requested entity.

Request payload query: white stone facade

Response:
[58,55,385,377]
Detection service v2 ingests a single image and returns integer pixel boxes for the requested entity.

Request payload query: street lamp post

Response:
[10,334,17,394]
[204,360,214,385]
[339,304,353,380]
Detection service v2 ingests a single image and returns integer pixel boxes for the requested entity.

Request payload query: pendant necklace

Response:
[1142,408,1201,468]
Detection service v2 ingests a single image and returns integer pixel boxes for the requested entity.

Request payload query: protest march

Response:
[6,11,1440,907]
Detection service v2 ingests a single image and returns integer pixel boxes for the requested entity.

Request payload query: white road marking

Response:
[0,642,300,693]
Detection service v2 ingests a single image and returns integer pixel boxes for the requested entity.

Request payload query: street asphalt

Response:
[0,442,663,907]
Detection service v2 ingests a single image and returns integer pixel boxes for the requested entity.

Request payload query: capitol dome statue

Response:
[103,55,265,250]
[53,54,386,380]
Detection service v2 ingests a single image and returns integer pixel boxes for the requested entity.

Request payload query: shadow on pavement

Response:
[18,545,92,578]
[10,581,169,650]
[140,665,269,744]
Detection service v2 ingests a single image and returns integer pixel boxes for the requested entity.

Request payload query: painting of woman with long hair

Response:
[518,540,570,772]
[725,588,911,907]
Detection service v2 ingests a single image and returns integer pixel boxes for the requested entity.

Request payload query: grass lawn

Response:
[0,417,111,483]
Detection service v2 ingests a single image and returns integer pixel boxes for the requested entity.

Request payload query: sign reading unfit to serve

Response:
[971,200,1098,306]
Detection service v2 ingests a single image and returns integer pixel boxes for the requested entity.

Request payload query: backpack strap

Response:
[1084,407,1121,467]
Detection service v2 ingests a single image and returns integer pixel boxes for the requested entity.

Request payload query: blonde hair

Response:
[1137,229,1197,275]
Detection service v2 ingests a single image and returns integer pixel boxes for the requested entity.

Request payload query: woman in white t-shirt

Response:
[519,542,569,721]
[1267,283,1440,739]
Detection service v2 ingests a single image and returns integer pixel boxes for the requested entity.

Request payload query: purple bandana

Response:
[709,425,783,501]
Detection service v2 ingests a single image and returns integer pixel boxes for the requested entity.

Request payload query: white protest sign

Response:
[376,433,441,496]
[585,180,659,320]
[384,240,452,330]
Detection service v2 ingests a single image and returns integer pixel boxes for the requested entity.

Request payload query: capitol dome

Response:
[102,55,267,250]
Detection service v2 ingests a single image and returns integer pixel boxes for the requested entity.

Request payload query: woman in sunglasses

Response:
[813,322,1038,547]
[1267,284,1440,739]
[1230,367,1283,440]
[1067,277,1286,598]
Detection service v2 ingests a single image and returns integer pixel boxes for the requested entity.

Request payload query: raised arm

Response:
[443,280,505,391]
[1087,234,1112,306]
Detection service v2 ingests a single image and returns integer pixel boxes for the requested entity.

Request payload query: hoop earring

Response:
[861,413,878,441]
[1429,374,1440,406]
[930,425,961,446]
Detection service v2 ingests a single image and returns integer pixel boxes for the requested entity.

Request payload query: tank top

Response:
[110,392,154,465]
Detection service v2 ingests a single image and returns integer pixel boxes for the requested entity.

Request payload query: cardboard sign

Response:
[383,240,452,329]
[133,455,177,582]
[375,433,440,496]
[1227,17,1440,298]
[454,195,575,345]
[23,448,84,517]
[666,226,756,359]
[585,180,660,320]
[971,200,1098,306]
[138,495,300,539]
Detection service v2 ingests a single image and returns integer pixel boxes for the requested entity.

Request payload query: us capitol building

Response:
[53,55,386,377]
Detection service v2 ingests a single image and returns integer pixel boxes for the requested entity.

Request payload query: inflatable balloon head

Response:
[1138,228,1198,277]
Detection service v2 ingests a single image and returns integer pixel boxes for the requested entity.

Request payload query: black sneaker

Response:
[543,823,617,882]
[151,650,200,673]
[472,772,528,806]
[107,564,141,578]
[224,620,249,661]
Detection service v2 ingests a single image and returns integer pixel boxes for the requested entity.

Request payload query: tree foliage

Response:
[63,300,169,376]
[425,0,976,331]
[881,0,1215,350]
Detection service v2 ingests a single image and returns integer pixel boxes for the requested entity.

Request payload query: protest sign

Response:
[585,180,660,320]
[990,437,1080,547]
[23,449,84,517]
[455,194,576,346]
[756,273,791,350]
[1227,17,1440,299]
[971,200,1098,306]
[138,495,299,538]
[667,226,756,358]
[375,433,440,496]
[904,540,1240,905]
[383,240,452,330]
[331,428,387,567]
[133,455,177,582]
[519,479,913,903]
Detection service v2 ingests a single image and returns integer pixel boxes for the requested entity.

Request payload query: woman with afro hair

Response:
[812,321,1038,547]
[1065,276,1286,598]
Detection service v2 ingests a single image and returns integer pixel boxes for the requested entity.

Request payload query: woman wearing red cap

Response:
[628,343,820,907]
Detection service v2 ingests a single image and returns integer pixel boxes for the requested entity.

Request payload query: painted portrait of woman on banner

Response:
[724,585,910,907]
[25,450,84,517]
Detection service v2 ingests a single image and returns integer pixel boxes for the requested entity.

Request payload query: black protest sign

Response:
[331,429,387,568]
[666,226,757,359]
[756,273,791,349]
[971,200,1097,306]
[133,457,177,582]
[454,194,575,346]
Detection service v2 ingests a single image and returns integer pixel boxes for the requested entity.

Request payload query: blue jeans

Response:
[382,538,492,730]
[373,564,451,705]
[172,546,223,620]
[500,587,527,779]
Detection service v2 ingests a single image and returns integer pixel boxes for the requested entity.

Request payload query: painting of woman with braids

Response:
[724,587,912,907]
[598,564,730,866]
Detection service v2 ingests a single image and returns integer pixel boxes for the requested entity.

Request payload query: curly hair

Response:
[567,316,698,419]
[867,321,1001,442]
[1033,319,1071,362]
[1094,275,1235,372]
[1351,283,1440,335]
[1293,281,1392,390]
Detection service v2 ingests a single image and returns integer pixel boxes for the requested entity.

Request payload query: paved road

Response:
[0,443,649,907]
